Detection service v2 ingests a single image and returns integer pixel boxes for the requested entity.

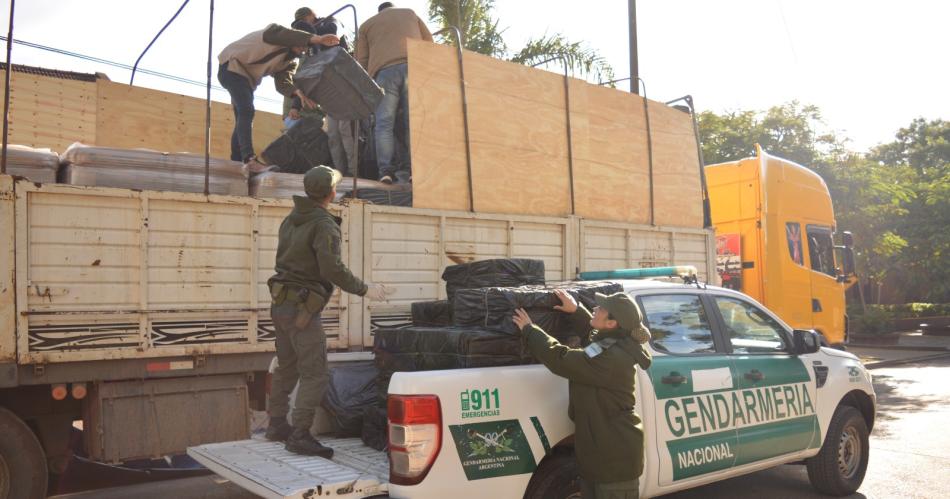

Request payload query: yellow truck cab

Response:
[705,145,856,346]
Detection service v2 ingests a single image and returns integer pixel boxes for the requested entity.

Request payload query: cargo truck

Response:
[705,145,857,346]
[0,174,715,499]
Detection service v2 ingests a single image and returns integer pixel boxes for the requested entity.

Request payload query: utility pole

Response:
[628,0,639,94]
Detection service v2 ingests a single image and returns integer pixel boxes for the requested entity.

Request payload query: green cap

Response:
[303,165,342,199]
[295,6,314,20]
[594,292,651,343]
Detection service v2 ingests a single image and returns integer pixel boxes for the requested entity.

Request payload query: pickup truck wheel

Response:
[806,405,868,496]
[0,407,48,499]
[524,451,582,499]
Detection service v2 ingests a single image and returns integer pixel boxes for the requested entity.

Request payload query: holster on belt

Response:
[268,282,328,329]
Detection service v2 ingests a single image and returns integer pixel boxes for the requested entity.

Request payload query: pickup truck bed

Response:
[188,437,388,499]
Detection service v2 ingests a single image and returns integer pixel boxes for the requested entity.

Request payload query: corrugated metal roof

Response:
[0,62,99,82]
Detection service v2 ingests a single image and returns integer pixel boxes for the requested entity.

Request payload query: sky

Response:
[4,0,948,152]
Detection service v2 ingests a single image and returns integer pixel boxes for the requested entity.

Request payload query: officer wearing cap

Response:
[513,289,652,499]
[266,166,392,456]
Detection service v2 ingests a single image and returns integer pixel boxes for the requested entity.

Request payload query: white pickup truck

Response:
[189,279,876,499]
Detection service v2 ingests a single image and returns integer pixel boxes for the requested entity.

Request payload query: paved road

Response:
[54,356,950,499]
[662,355,950,499]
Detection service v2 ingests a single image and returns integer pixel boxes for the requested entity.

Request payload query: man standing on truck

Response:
[355,2,433,184]
[218,23,338,172]
[513,290,652,499]
[265,166,391,457]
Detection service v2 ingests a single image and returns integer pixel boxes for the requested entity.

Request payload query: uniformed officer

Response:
[513,290,652,499]
[265,166,391,457]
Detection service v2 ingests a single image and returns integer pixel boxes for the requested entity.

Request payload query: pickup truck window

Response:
[714,296,788,354]
[639,294,716,354]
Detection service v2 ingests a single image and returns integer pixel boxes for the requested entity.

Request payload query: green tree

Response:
[868,119,950,302]
[427,0,614,82]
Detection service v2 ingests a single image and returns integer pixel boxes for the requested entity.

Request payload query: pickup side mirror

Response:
[792,329,822,355]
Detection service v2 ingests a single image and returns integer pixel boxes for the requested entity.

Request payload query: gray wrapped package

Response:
[3,145,59,183]
[294,46,384,121]
[60,143,248,195]
[250,171,404,201]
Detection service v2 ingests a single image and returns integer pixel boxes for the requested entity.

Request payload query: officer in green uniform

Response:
[513,289,652,499]
[265,165,391,456]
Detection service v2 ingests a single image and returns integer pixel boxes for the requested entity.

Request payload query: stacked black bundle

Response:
[322,363,379,437]
[410,300,453,327]
[361,406,389,451]
[374,326,527,374]
[343,188,412,207]
[452,281,623,336]
[442,258,546,299]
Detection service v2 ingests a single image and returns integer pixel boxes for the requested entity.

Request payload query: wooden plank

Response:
[95,80,282,158]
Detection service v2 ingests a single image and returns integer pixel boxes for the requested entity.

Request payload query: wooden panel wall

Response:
[407,40,704,228]
[95,81,282,158]
[0,69,282,158]
[0,70,97,153]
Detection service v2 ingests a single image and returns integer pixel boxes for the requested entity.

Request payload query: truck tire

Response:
[0,407,48,499]
[524,451,582,499]
[806,405,868,496]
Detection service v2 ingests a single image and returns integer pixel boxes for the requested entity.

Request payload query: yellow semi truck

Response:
[706,145,856,346]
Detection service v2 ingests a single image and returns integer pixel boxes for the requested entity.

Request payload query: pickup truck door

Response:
[638,293,739,487]
[707,294,821,467]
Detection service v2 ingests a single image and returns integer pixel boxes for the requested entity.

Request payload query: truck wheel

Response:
[0,407,48,499]
[524,451,582,499]
[806,405,868,496]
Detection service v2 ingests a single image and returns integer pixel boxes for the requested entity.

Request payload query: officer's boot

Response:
[265,416,293,442]
[285,428,335,458]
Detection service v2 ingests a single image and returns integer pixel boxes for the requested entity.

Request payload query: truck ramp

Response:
[188,437,389,499]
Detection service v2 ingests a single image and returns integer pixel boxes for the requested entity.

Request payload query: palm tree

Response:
[428,0,615,83]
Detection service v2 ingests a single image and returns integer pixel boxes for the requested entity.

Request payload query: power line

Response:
[0,36,282,104]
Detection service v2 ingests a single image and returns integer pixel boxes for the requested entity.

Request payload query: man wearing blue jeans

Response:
[356,2,432,184]
[218,23,338,171]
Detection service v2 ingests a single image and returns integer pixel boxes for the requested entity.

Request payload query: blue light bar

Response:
[578,265,697,281]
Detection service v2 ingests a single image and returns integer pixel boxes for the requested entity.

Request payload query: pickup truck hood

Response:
[821,347,859,361]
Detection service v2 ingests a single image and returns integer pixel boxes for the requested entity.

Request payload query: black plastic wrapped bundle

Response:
[361,406,389,451]
[452,281,623,335]
[294,46,384,120]
[322,362,379,437]
[374,326,527,374]
[411,300,453,327]
[441,259,546,299]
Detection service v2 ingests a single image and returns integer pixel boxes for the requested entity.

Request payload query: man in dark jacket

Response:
[265,166,391,456]
[513,290,652,499]
[218,23,338,171]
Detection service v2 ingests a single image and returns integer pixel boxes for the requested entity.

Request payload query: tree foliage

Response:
[427,0,614,81]
[698,104,948,303]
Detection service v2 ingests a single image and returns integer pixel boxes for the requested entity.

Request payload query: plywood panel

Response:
[649,103,703,227]
[407,39,703,228]
[95,80,282,159]
[0,70,97,153]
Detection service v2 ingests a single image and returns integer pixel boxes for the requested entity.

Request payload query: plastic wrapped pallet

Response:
[3,145,59,183]
[322,362,379,437]
[410,300,453,327]
[452,281,623,336]
[59,143,248,195]
[442,258,546,300]
[374,326,527,374]
[250,172,407,202]
[294,46,384,120]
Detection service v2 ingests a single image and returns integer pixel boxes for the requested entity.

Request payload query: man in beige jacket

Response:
[218,23,338,171]
[356,3,432,184]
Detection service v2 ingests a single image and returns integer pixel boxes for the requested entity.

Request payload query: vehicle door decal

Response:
[448,419,537,480]
[653,357,818,480]
[529,416,552,455]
